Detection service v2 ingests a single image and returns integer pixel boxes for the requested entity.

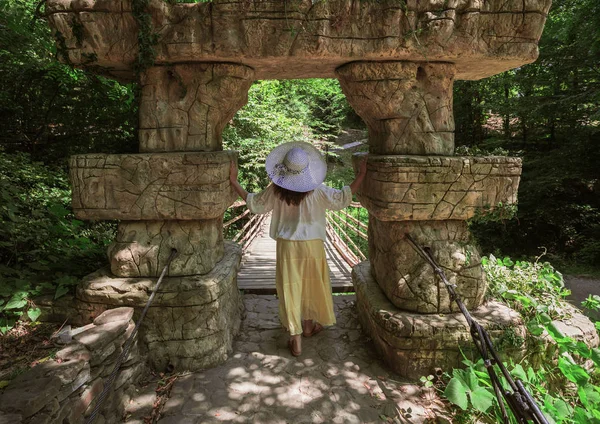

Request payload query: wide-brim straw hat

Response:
[265,141,327,193]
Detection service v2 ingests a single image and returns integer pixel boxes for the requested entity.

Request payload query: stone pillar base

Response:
[108,219,224,277]
[353,262,526,379]
[75,241,244,372]
[369,219,485,313]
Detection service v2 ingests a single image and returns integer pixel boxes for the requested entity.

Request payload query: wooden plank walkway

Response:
[237,215,355,294]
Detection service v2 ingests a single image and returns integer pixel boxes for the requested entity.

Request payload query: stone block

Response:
[46,359,87,385]
[107,219,224,277]
[0,376,61,418]
[353,261,526,379]
[69,151,237,221]
[77,241,242,308]
[72,378,104,421]
[368,219,485,313]
[74,320,129,351]
[56,342,91,362]
[146,337,232,372]
[354,154,522,221]
[552,304,600,348]
[114,363,144,391]
[93,307,134,326]
[57,363,91,402]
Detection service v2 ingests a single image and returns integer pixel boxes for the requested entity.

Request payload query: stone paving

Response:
[157,294,446,424]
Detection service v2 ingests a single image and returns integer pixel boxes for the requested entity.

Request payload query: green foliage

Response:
[0,152,116,333]
[440,256,600,423]
[224,79,352,193]
[444,365,495,413]
[455,0,600,269]
[132,0,159,73]
[0,0,137,162]
[483,254,570,321]
[583,295,600,313]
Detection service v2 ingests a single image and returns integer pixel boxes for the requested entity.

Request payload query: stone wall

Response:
[0,308,143,424]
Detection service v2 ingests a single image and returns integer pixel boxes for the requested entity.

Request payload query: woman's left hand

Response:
[358,155,368,176]
[230,160,239,183]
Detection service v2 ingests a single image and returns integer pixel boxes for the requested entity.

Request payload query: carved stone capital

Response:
[337,62,455,155]
[139,63,254,152]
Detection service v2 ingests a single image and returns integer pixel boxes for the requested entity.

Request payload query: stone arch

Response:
[46,0,551,375]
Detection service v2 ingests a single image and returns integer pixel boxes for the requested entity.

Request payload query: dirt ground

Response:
[564,275,600,321]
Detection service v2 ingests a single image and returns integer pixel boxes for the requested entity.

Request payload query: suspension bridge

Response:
[224,201,368,294]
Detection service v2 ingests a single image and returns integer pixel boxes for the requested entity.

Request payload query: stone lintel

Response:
[69,151,237,221]
[45,0,551,82]
[353,154,522,221]
[352,261,526,379]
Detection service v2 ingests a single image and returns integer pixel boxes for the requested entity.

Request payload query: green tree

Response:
[0,0,137,163]
[458,0,600,269]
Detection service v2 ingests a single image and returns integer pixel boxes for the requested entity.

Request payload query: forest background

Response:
[0,0,598,330]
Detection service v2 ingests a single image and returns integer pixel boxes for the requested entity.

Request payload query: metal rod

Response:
[405,234,549,424]
[86,248,178,424]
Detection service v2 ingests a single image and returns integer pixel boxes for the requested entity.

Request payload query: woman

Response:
[230,141,367,356]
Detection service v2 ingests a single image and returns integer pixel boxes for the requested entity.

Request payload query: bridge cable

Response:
[85,248,178,424]
[406,235,549,424]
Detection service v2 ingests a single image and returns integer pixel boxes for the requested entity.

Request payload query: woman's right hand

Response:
[350,155,368,195]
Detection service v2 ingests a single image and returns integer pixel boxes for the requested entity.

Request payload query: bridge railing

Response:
[223,201,270,253]
[326,201,368,267]
[225,199,368,262]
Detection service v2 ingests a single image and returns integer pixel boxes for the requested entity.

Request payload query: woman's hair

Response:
[273,184,312,206]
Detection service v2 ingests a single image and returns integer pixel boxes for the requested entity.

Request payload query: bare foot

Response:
[288,335,301,356]
[302,320,324,337]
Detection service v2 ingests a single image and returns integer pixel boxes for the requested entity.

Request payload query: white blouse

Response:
[246,184,352,241]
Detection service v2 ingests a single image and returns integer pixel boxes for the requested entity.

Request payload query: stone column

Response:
[70,63,255,371]
[338,61,491,314]
[337,61,525,377]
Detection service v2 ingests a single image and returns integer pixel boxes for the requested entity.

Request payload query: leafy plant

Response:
[483,254,570,321]
[439,255,600,423]
[444,363,495,414]
[582,295,600,313]
[0,152,115,333]
[0,0,137,162]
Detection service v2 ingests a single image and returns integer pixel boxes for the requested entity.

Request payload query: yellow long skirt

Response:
[275,239,336,336]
